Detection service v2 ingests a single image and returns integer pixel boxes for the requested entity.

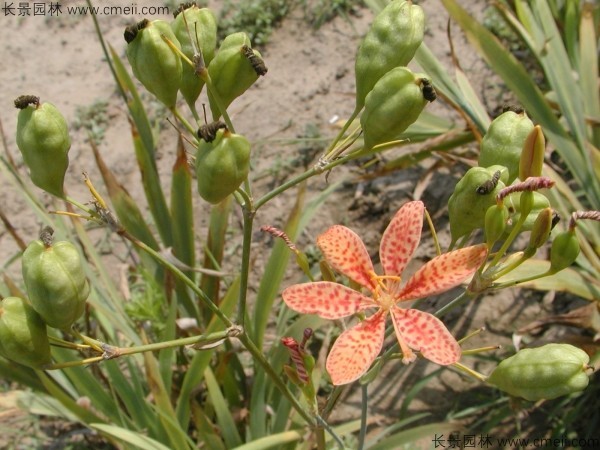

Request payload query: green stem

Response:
[491,268,554,290]
[65,195,96,216]
[172,106,197,136]
[237,204,255,326]
[488,203,531,268]
[254,151,354,211]
[45,355,105,370]
[200,69,235,132]
[358,384,368,450]
[452,362,487,382]
[322,106,361,159]
[434,290,475,318]
[115,329,232,356]
[315,414,345,449]
[237,333,316,427]
[123,231,232,327]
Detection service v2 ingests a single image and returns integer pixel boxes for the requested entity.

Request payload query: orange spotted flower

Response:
[282,201,488,385]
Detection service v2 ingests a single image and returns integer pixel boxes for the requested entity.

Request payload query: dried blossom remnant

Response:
[242,45,268,76]
[569,210,600,231]
[39,226,54,247]
[261,225,297,252]
[197,120,226,142]
[14,95,40,109]
[282,336,309,384]
[282,201,488,385]
[496,176,555,203]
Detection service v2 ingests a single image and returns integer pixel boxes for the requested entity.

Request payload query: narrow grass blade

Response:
[170,139,200,320]
[143,348,191,449]
[579,2,600,147]
[230,431,303,450]
[200,197,233,305]
[109,45,173,245]
[175,277,239,429]
[205,367,243,448]
[92,423,173,450]
[366,422,460,450]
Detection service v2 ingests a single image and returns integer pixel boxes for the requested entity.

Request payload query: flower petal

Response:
[282,282,376,319]
[380,201,424,277]
[326,311,386,385]
[317,225,376,290]
[396,244,488,301]
[390,306,461,365]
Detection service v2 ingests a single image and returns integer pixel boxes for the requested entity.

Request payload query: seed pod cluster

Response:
[487,344,591,401]
[196,128,251,204]
[15,97,71,198]
[355,0,424,110]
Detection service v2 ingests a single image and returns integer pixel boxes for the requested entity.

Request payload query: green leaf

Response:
[367,422,460,450]
[92,423,173,450]
[205,367,243,448]
[230,431,303,450]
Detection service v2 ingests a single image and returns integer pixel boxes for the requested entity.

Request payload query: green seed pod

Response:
[526,207,553,253]
[207,32,260,119]
[171,5,217,111]
[0,297,51,369]
[360,68,430,151]
[479,110,534,184]
[519,125,545,180]
[549,230,580,273]
[505,191,550,232]
[448,166,506,242]
[195,129,251,204]
[484,204,508,248]
[355,0,424,110]
[15,97,70,198]
[125,19,182,108]
[487,344,591,401]
[22,238,89,330]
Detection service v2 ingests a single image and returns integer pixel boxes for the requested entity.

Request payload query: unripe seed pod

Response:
[479,110,534,184]
[527,207,553,252]
[15,97,70,198]
[22,238,90,330]
[207,32,260,120]
[360,67,430,150]
[519,125,545,180]
[484,204,508,248]
[125,19,182,108]
[448,166,506,242]
[171,5,217,110]
[355,0,424,110]
[504,191,550,232]
[195,128,251,204]
[487,343,591,401]
[0,297,51,369]
[549,230,580,273]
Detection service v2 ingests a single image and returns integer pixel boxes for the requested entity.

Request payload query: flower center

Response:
[369,272,402,310]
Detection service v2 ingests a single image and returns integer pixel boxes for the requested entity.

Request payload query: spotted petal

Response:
[326,310,386,385]
[396,244,488,301]
[380,201,424,277]
[282,282,376,319]
[317,225,376,290]
[390,306,461,365]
